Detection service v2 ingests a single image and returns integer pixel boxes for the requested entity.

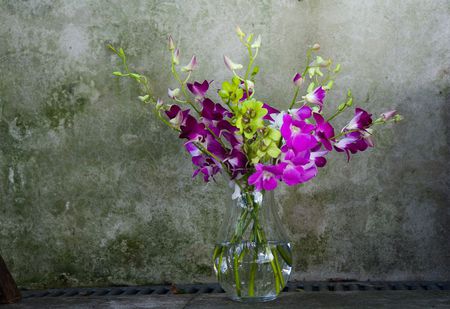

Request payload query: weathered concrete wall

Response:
[0,0,448,288]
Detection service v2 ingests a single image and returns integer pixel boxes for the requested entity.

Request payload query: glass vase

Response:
[213,190,292,302]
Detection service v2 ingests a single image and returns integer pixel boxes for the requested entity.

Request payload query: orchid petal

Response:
[293,73,303,87]
[182,55,198,72]
[224,55,243,71]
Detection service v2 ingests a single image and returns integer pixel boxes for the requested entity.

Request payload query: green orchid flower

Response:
[246,127,281,164]
[218,76,244,104]
[235,99,267,139]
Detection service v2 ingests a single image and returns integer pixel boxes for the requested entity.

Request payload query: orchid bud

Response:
[168,35,175,51]
[334,63,341,73]
[316,56,331,67]
[324,80,334,90]
[138,94,149,102]
[168,88,180,99]
[323,59,332,67]
[224,55,243,71]
[156,98,164,109]
[394,114,403,122]
[293,73,303,87]
[236,25,245,38]
[173,48,180,64]
[182,55,198,72]
[380,110,397,121]
[312,43,320,51]
[251,35,262,49]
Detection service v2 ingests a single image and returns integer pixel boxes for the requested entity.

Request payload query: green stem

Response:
[233,253,241,296]
[269,251,281,294]
[212,245,223,280]
[288,87,300,110]
[272,246,284,288]
[170,51,201,115]
[327,109,342,122]
[330,128,360,140]
[288,48,313,109]
[243,44,258,99]
[248,198,259,297]
[249,254,257,296]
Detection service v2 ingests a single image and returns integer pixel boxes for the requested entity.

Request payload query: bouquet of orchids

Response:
[109,29,401,195]
[110,27,402,300]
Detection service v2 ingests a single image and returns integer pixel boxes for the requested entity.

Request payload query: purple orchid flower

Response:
[334,131,373,161]
[224,149,248,178]
[192,158,221,182]
[185,141,201,156]
[381,110,397,121]
[185,141,203,166]
[313,113,335,151]
[204,133,227,160]
[185,141,221,182]
[221,128,243,151]
[182,55,198,72]
[279,149,317,186]
[185,135,229,182]
[201,98,232,122]
[248,163,283,191]
[280,114,317,153]
[310,149,328,168]
[293,73,303,87]
[179,115,207,142]
[187,80,211,98]
[304,86,326,110]
[291,105,312,121]
[342,107,372,131]
[165,105,190,128]
[262,103,280,120]
[282,163,317,186]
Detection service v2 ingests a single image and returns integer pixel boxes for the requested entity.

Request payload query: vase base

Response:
[231,294,277,303]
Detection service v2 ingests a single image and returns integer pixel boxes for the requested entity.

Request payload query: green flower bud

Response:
[251,35,262,49]
[236,25,245,38]
[168,35,175,51]
[218,90,229,99]
[324,80,334,90]
[334,64,341,73]
[138,95,149,102]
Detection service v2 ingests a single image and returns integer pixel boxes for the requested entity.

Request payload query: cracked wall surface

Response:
[0,0,449,288]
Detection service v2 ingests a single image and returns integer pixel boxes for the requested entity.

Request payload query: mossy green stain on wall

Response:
[295,232,330,271]
[43,82,88,129]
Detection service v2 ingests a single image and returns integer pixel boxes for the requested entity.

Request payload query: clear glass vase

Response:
[213,190,292,302]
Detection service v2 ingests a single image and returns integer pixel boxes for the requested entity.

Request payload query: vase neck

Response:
[235,191,264,210]
[216,190,288,244]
